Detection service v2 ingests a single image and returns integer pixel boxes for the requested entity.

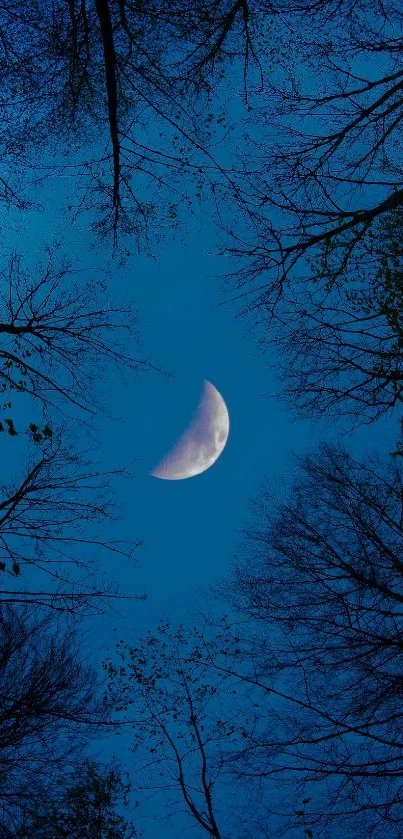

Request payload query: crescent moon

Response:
[151,380,229,480]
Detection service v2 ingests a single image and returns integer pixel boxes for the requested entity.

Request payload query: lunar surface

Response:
[151,380,229,480]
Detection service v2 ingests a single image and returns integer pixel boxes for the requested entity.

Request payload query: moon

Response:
[151,380,229,480]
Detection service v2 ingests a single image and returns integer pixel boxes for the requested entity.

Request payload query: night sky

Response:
[4,171,394,641]
[1,6,400,836]
[2,173,394,838]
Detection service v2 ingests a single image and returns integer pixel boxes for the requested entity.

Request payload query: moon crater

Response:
[151,380,229,480]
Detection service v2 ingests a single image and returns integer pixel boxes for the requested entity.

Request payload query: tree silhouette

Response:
[0,434,143,615]
[0,0,265,242]
[267,207,403,427]
[0,602,120,836]
[0,245,146,420]
[225,0,403,322]
[103,619,266,838]
[15,759,137,839]
[0,242,146,616]
[220,442,403,836]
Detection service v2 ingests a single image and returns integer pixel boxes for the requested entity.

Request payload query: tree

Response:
[218,441,403,836]
[214,0,403,434]
[16,759,137,839]
[0,602,120,837]
[267,207,403,426]
[0,241,147,615]
[103,618,268,838]
[226,0,403,303]
[0,433,144,615]
[0,245,146,421]
[0,0,266,243]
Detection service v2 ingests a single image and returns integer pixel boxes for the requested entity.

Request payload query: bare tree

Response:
[0,0,266,242]
[224,0,403,322]
[0,245,147,420]
[103,618,266,839]
[0,242,147,616]
[0,602,117,836]
[217,442,403,836]
[266,207,403,426]
[0,432,145,616]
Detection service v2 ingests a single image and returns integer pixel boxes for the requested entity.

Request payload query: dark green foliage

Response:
[19,759,137,839]
[0,603,112,837]
[3,417,16,435]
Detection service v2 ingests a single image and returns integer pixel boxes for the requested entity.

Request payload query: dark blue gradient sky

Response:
[1,115,397,839]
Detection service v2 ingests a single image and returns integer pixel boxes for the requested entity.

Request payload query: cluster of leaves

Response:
[0,417,53,442]
[20,760,137,839]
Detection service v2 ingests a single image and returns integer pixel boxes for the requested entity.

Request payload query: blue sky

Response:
[1,68,399,837]
[87,225,395,838]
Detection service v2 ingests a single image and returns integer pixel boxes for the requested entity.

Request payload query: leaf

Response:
[4,418,17,435]
[6,421,17,435]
